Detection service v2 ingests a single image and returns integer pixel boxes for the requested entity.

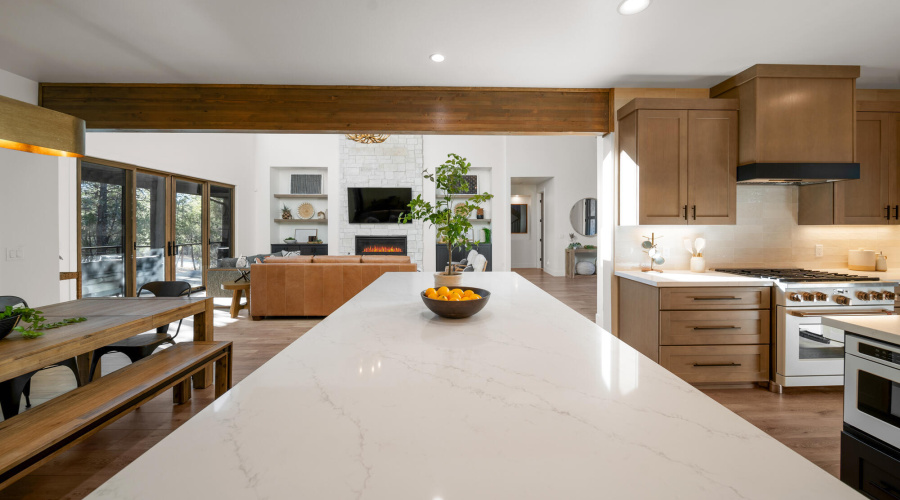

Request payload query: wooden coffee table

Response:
[222,282,251,318]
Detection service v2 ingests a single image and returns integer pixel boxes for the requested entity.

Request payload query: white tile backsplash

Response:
[616,185,900,270]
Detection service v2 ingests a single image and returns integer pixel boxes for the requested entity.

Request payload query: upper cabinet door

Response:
[834,113,892,225]
[636,109,689,225]
[687,110,737,225]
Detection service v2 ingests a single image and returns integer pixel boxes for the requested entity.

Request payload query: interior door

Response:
[687,110,737,225]
[209,183,235,268]
[835,112,892,224]
[637,109,688,224]
[172,178,207,289]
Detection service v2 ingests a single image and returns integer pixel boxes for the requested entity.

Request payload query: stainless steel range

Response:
[716,269,899,390]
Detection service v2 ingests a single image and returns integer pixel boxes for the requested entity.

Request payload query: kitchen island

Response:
[88,272,858,499]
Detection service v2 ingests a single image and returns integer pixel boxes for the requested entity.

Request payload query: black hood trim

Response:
[736,163,860,185]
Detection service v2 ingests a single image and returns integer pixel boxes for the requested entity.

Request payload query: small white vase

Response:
[690,256,706,273]
[434,272,464,288]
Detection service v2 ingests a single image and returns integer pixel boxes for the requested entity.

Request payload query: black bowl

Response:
[0,315,21,341]
[421,287,491,319]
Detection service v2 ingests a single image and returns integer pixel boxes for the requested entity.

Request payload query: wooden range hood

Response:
[710,64,860,184]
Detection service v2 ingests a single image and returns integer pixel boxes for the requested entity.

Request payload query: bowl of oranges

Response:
[421,286,491,319]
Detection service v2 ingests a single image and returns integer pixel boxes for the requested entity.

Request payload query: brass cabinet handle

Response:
[692,362,741,367]
[690,296,739,301]
[692,326,742,330]
[691,205,697,220]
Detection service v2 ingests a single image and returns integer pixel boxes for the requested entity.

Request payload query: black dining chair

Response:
[88,281,192,381]
[0,296,83,420]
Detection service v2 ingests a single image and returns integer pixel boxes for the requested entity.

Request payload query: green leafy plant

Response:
[284,236,296,241]
[0,305,86,339]
[400,154,494,275]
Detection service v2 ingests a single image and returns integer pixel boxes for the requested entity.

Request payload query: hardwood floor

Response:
[3,274,843,497]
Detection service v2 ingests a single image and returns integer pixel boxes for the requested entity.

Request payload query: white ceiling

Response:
[1,0,898,89]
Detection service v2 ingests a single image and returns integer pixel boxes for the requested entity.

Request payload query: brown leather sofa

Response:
[250,255,417,318]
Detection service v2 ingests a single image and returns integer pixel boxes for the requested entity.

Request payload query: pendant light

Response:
[345,134,390,144]
[0,95,85,157]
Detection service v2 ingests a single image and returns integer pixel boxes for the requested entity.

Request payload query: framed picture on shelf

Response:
[294,228,318,243]
[291,174,322,194]
[459,175,478,194]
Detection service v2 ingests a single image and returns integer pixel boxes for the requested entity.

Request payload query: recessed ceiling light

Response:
[617,0,651,15]
[430,53,445,63]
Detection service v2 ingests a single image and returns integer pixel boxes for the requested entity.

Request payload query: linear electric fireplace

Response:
[355,236,407,255]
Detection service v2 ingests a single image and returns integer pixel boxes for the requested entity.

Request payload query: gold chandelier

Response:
[345,134,390,144]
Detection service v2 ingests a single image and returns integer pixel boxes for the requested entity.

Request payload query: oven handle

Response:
[787,310,894,317]
[868,481,900,500]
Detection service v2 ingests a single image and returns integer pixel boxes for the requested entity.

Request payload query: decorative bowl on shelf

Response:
[284,238,297,244]
[0,315,21,341]
[420,287,491,319]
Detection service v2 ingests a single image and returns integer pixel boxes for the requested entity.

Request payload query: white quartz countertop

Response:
[616,269,775,287]
[822,315,900,345]
[88,272,858,499]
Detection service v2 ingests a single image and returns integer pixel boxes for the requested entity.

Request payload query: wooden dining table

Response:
[0,297,214,388]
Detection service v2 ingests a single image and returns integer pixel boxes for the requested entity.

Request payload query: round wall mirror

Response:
[569,198,598,236]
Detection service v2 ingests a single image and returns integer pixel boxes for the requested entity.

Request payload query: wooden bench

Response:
[0,341,232,490]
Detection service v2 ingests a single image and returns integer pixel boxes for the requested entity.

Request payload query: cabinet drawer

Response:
[659,345,768,383]
[659,287,770,310]
[660,310,770,345]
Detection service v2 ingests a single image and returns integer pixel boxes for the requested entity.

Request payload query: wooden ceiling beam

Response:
[39,84,612,135]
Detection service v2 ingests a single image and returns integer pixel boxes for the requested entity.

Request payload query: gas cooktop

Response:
[714,268,882,283]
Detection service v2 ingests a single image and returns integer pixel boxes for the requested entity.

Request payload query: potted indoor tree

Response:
[401,153,493,287]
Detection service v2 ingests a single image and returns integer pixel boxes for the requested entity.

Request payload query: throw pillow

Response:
[284,250,303,257]
[235,255,248,268]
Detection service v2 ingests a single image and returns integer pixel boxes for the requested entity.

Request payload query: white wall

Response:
[0,68,62,306]
[510,184,538,268]
[253,134,339,255]
[0,68,38,104]
[507,136,598,276]
[86,133,258,256]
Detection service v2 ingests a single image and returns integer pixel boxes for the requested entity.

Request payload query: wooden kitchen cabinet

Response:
[618,98,738,225]
[800,102,900,225]
[617,279,772,384]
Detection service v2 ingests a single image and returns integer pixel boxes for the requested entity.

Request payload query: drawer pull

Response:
[692,326,741,330]
[690,296,739,301]
[692,362,742,367]
[868,481,900,500]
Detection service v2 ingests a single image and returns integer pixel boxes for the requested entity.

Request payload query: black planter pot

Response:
[0,315,21,341]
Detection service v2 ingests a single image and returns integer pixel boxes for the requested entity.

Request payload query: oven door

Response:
[778,307,892,379]
[845,334,900,451]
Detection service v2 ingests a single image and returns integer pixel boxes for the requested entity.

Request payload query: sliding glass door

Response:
[135,172,168,293]
[80,162,128,297]
[78,158,234,297]
[209,184,234,267]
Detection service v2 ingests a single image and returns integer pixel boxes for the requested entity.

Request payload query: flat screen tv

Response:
[347,187,413,224]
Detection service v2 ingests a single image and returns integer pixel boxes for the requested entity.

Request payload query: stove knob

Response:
[870,291,884,300]
[787,292,802,302]
[835,295,851,305]
[885,291,896,300]
[856,291,870,301]
[801,292,814,301]
[814,292,828,301]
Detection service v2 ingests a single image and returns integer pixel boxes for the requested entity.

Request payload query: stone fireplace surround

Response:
[339,135,424,268]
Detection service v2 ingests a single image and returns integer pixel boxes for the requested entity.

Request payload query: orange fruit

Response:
[463,290,474,297]
[448,296,460,301]
[437,286,450,296]
[426,291,438,299]
[450,288,463,296]
[449,292,462,301]
[425,288,436,296]
[472,294,482,300]
[437,295,449,301]
[461,296,471,301]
